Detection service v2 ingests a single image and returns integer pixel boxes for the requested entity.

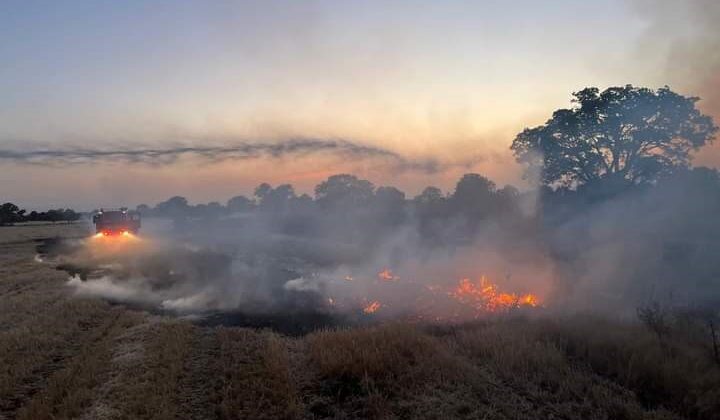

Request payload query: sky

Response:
[1,0,718,209]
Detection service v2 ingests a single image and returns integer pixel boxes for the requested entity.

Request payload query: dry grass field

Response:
[1,223,718,419]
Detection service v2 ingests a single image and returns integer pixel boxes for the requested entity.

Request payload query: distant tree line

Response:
[136,172,524,245]
[0,203,81,226]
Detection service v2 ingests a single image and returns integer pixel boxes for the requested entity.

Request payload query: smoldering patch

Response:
[35,237,86,260]
[47,235,347,331]
[67,274,155,304]
[43,217,552,334]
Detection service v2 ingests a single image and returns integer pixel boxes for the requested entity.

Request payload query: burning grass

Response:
[33,224,548,325]
[450,276,540,313]
[2,224,719,419]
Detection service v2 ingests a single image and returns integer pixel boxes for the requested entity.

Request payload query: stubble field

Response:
[1,223,718,419]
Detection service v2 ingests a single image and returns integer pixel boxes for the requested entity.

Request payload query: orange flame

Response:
[378,269,399,282]
[451,276,540,312]
[363,300,381,314]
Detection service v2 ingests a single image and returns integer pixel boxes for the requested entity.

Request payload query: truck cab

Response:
[92,208,141,235]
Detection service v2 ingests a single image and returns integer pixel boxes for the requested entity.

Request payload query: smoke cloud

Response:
[45,175,554,323]
[43,168,720,325]
[0,138,478,175]
[633,0,720,116]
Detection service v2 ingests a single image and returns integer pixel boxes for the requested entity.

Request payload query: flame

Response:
[451,276,540,312]
[328,269,542,320]
[378,269,399,282]
[363,300,381,314]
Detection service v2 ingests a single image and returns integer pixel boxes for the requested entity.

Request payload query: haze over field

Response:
[2,0,720,209]
[3,2,720,418]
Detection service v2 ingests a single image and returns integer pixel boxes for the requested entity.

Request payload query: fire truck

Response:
[92,208,141,236]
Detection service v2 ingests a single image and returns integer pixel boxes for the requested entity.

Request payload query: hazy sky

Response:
[1,0,718,209]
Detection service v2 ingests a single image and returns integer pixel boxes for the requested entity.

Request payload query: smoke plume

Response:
[0,138,477,175]
[43,166,720,325]
[634,0,720,117]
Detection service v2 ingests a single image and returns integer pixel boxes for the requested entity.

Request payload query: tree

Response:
[374,186,407,225]
[227,195,254,213]
[375,186,405,204]
[0,202,24,225]
[314,174,375,208]
[254,183,272,201]
[676,306,720,366]
[205,201,225,219]
[155,196,190,219]
[62,209,80,222]
[190,202,225,219]
[511,86,717,189]
[413,187,447,220]
[495,185,521,216]
[45,209,64,223]
[450,174,497,218]
[136,204,151,216]
[255,184,296,212]
[414,186,444,205]
[637,301,671,347]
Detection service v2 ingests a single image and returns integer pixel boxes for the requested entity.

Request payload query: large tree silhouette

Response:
[511,86,717,188]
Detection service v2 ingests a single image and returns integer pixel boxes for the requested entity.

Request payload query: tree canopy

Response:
[511,85,718,188]
[0,203,80,225]
[314,174,375,208]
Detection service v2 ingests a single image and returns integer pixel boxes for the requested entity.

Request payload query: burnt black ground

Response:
[40,236,352,335]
